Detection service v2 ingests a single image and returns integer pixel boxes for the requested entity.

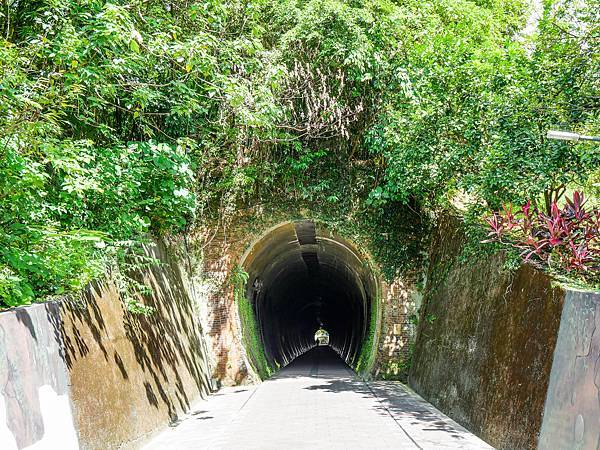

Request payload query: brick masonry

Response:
[193,222,258,386]
[374,279,421,379]
[195,216,419,384]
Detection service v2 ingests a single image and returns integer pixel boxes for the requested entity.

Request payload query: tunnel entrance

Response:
[240,221,378,370]
[314,327,329,346]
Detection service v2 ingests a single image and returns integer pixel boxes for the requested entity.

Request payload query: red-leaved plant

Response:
[484,192,599,277]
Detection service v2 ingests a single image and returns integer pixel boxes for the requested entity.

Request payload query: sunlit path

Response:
[144,347,493,450]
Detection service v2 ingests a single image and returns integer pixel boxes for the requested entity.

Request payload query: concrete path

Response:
[143,347,494,450]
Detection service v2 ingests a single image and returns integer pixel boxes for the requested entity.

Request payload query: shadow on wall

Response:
[57,240,212,450]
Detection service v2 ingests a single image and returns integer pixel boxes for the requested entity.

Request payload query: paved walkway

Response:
[143,347,494,450]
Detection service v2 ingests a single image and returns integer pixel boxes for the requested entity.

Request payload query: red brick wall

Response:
[196,217,418,384]
[373,279,419,379]
[198,225,257,386]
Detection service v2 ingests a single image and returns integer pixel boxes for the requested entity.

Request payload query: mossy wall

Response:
[409,215,565,450]
[233,268,273,380]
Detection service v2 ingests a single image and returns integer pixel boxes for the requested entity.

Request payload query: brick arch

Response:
[239,220,381,369]
[200,217,417,385]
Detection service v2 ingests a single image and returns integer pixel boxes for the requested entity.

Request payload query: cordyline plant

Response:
[484,192,600,282]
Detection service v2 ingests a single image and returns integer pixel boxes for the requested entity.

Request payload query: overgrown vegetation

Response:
[354,287,379,375]
[485,192,599,287]
[1,0,598,307]
[232,265,272,379]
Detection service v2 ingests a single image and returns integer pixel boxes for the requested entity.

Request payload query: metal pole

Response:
[580,135,600,142]
[546,130,600,143]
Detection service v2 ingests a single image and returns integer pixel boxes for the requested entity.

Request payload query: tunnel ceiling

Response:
[242,221,377,368]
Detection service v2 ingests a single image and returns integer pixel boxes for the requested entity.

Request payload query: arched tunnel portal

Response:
[240,221,379,370]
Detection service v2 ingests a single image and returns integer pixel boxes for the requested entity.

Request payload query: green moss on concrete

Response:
[354,287,379,376]
[232,266,273,380]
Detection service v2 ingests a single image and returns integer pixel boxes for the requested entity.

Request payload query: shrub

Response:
[484,192,599,286]
[0,139,195,308]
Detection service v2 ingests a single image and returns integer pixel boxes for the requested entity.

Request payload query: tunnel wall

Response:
[0,240,212,450]
[409,214,600,450]
[197,215,420,384]
[240,221,379,370]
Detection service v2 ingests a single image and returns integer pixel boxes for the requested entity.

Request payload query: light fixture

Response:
[546,130,600,143]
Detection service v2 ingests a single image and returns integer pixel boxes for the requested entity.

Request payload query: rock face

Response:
[409,215,600,450]
[0,241,212,450]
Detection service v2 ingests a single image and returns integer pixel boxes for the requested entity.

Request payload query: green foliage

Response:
[367,0,599,212]
[458,207,522,271]
[0,0,200,309]
[0,137,194,307]
[232,265,272,379]
[354,293,378,375]
[378,355,412,382]
[1,0,598,306]
[365,202,430,280]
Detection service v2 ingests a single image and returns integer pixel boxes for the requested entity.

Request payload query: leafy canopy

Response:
[0,0,598,306]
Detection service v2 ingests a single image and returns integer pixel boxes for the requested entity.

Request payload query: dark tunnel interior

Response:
[242,221,377,369]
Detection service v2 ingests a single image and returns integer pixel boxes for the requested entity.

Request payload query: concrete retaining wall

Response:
[538,290,600,450]
[409,216,555,449]
[409,215,600,450]
[0,303,78,450]
[0,241,211,450]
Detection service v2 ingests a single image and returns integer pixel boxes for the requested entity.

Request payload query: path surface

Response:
[143,347,494,450]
